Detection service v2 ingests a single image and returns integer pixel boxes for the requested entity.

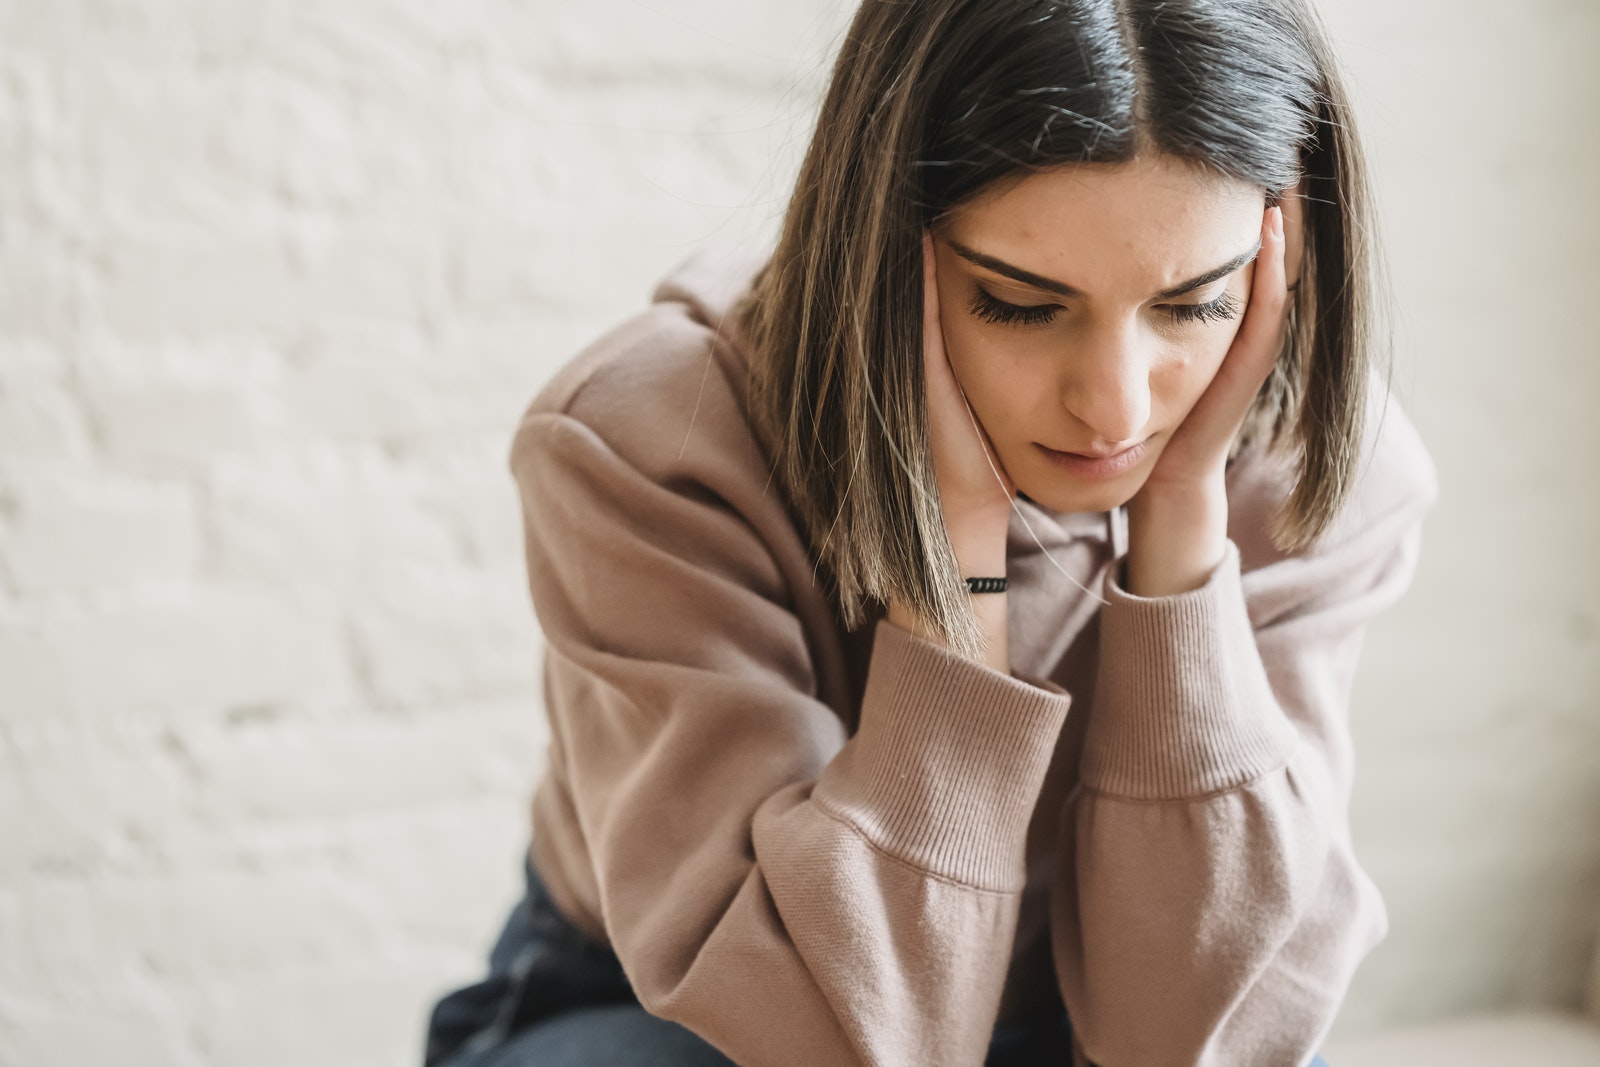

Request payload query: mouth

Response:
[1034,438,1150,480]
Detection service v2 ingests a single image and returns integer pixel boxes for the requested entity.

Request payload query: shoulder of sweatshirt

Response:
[508,245,772,492]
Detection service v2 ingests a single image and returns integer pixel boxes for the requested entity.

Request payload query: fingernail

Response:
[1272,206,1285,239]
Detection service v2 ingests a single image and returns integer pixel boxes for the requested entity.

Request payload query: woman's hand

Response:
[918,231,1017,570]
[884,233,1016,670]
[1124,203,1290,597]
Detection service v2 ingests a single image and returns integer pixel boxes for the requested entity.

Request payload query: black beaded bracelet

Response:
[964,576,1008,594]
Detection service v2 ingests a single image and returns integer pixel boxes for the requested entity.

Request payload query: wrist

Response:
[1124,484,1228,597]
[946,510,1011,580]
[884,592,1009,672]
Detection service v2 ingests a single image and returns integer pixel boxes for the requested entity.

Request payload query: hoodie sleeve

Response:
[513,406,1071,1067]
[1051,400,1439,1067]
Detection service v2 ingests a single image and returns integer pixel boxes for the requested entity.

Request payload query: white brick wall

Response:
[1,1,1595,1064]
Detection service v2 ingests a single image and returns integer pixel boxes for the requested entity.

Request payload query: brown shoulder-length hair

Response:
[743,0,1382,657]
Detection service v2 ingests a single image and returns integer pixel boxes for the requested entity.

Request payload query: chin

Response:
[1017,474,1146,515]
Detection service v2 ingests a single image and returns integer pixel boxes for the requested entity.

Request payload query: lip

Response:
[1034,438,1150,480]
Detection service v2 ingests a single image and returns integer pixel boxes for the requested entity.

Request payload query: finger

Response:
[921,231,1018,501]
[1161,207,1286,471]
[1279,183,1304,292]
[1210,205,1287,400]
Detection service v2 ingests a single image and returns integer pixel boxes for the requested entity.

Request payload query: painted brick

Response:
[0,469,199,592]
[346,568,538,708]
[0,589,349,730]
[13,870,391,996]
[205,445,462,586]
[0,731,190,880]
[76,337,284,471]
[188,701,541,825]
[0,998,200,1067]
[178,962,441,1067]
[98,229,445,339]
[0,342,92,460]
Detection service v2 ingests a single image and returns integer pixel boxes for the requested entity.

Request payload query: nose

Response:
[1057,321,1151,448]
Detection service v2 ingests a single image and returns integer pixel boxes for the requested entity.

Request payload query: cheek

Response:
[1153,329,1236,411]
[936,291,1018,396]
[936,313,1056,431]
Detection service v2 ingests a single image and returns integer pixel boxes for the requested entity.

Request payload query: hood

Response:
[650,243,772,345]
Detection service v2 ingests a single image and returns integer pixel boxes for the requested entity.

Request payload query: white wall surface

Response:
[0,1,1594,1064]
[1320,0,1600,1029]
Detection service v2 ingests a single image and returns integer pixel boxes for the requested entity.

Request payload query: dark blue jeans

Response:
[424,854,1331,1067]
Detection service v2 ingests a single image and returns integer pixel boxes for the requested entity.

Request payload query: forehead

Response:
[940,155,1264,293]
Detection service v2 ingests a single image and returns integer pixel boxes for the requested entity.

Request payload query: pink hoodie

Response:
[507,247,1437,1067]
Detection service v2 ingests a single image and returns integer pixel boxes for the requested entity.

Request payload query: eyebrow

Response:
[945,238,1263,301]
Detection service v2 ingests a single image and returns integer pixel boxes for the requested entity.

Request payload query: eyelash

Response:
[967,286,1243,328]
[1168,293,1243,325]
[968,287,1058,327]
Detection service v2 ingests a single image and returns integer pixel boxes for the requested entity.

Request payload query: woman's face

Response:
[931,153,1269,515]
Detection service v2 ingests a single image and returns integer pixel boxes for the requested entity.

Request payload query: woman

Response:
[425,0,1436,1064]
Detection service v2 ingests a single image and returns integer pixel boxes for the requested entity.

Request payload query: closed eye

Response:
[968,286,1061,327]
[1165,292,1242,325]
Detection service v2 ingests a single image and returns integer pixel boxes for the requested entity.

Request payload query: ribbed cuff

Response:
[812,620,1071,892]
[1080,541,1300,801]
